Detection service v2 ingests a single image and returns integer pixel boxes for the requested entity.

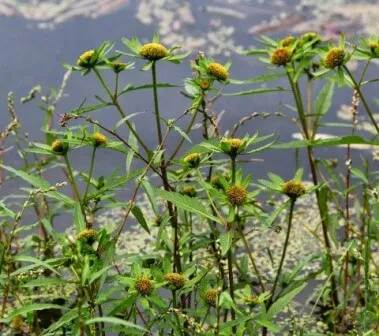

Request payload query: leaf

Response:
[266,283,306,319]
[67,103,112,116]
[152,187,221,223]
[230,72,286,85]
[86,317,146,332]
[273,136,379,149]
[73,201,86,233]
[1,303,66,323]
[131,205,150,234]
[119,83,179,96]
[224,87,288,96]
[351,168,369,184]
[173,125,192,144]
[141,180,158,215]
[22,278,68,288]
[220,230,234,256]
[256,319,280,332]
[12,255,60,276]
[314,81,335,117]
[47,308,79,332]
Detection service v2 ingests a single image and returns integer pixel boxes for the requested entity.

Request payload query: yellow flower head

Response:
[135,277,154,295]
[208,62,229,81]
[300,32,322,45]
[227,184,248,207]
[51,140,68,155]
[282,36,296,47]
[140,43,168,61]
[244,295,259,306]
[184,153,201,168]
[282,181,306,199]
[76,229,97,242]
[324,47,345,69]
[111,61,125,73]
[92,132,107,147]
[226,138,243,150]
[163,273,186,289]
[77,50,95,68]
[270,48,292,66]
[182,186,197,198]
[369,42,379,54]
[204,289,218,306]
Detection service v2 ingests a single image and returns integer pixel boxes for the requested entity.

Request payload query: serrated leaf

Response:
[74,201,86,233]
[1,303,66,323]
[224,87,288,96]
[131,205,150,234]
[220,230,234,256]
[152,187,221,223]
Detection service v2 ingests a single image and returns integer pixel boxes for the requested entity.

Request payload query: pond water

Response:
[0,0,378,201]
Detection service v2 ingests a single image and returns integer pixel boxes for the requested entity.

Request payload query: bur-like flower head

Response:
[140,43,168,61]
[324,47,345,69]
[207,62,229,81]
[163,273,186,289]
[227,184,248,206]
[77,50,95,68]
[270,47,292,66]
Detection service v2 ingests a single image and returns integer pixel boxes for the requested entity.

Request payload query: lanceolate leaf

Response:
[220,230,234,256]
[131,205,150,234]
[152,187,221,223]
[224,87,288,96]
[1,303,67,323]
[314,81,335,117]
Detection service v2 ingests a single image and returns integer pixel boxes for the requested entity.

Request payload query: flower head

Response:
[111,61,126,73]
[184,153,201,168]
[182,186,197,198]
[244,295,259,306]
[200,79,211,90]
[51,140,68,155]
[270,48,292,66]
[369,42,379,54]
[92,132,107,147]
[77,50,95,68]
[221,138,245,157]
[163,273,186,289]
[76,229,97,243]
[227,184,248,207]
[135,277,154,295]
[207,62,229,81]
[204,289,218,306]
[282,36,296,47]
[282,181,306,199]
[140,43,168,61]
[324,47,345,69]
[300,32,322,46]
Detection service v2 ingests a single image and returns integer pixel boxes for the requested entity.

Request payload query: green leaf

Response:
[256,319,280,332]
[1,303,66,323]
[152,187,221,223]
[266,283,306,319]
[12,255,60,276]
[119,83,179,96]
[86,317,146,331]
[67,103,112,116]
[220,230,234,256]
[131,205,150,234]
[73,201,86,233]
[46,308,78,332]
[141,180,158,215]
[224,87,288,96]
[22,278,68,288]
[314,81,335,117]
[230,72,286,85]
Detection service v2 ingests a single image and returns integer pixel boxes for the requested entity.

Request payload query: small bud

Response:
[135,277,154,295]
[163,273,186,289]
[183,153,201,168]
[140,43,168,61]
[369,42,379,54]
[77,50,95,68]
[182,186,197,197]
[111,61,126,73]
[204,289,218,306]
[207,62,229,81]
[282,181,306,199]
[226,184,248,207]
[282,36,296,47]
[92,132,107,147]
[51,140,68,155]
[244,295,259,307]
[221,138,244,157]
[200,79,211,90]
[270,48,292,66]
[324,47,345,69]
[76,229,97,244]
[299,32,322,46]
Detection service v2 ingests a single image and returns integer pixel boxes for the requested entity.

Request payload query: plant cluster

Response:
[0,32,378,335]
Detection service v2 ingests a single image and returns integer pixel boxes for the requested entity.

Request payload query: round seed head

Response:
[135,277,154,295]
[282,181,306,199]
[282,36,296,47]
[207,62,229,81]
[227,184,248,207]
[77,50,95,68]
[51,140,68,155]
[204,289,218,306]
[270,47,292,66]
[184,153,201,168]
[76,229,97,243]
[182,186,197,198]
[92,132,107,147]
[163,273,186,289]
[324,47,345,69]
[140,43,168,61]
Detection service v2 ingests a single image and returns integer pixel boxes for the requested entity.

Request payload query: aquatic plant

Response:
[0,32,378,336]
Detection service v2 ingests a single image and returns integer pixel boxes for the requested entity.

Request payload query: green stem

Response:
[268,200,295,305]
[231,157,236,184]
[83,147,96,203]
[64,154,84,217]
[93,68,150,153]
[343,65,379,133]
[152,62,163,144]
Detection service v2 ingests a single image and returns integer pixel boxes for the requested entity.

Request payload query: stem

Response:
[343,65,379,133]
[93,68,150,153]
[268,200,295,305]
[152,62,163,145]
[83,147,96,204]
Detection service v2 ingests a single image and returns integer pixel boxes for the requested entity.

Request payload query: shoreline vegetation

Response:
[0,32,378,335]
